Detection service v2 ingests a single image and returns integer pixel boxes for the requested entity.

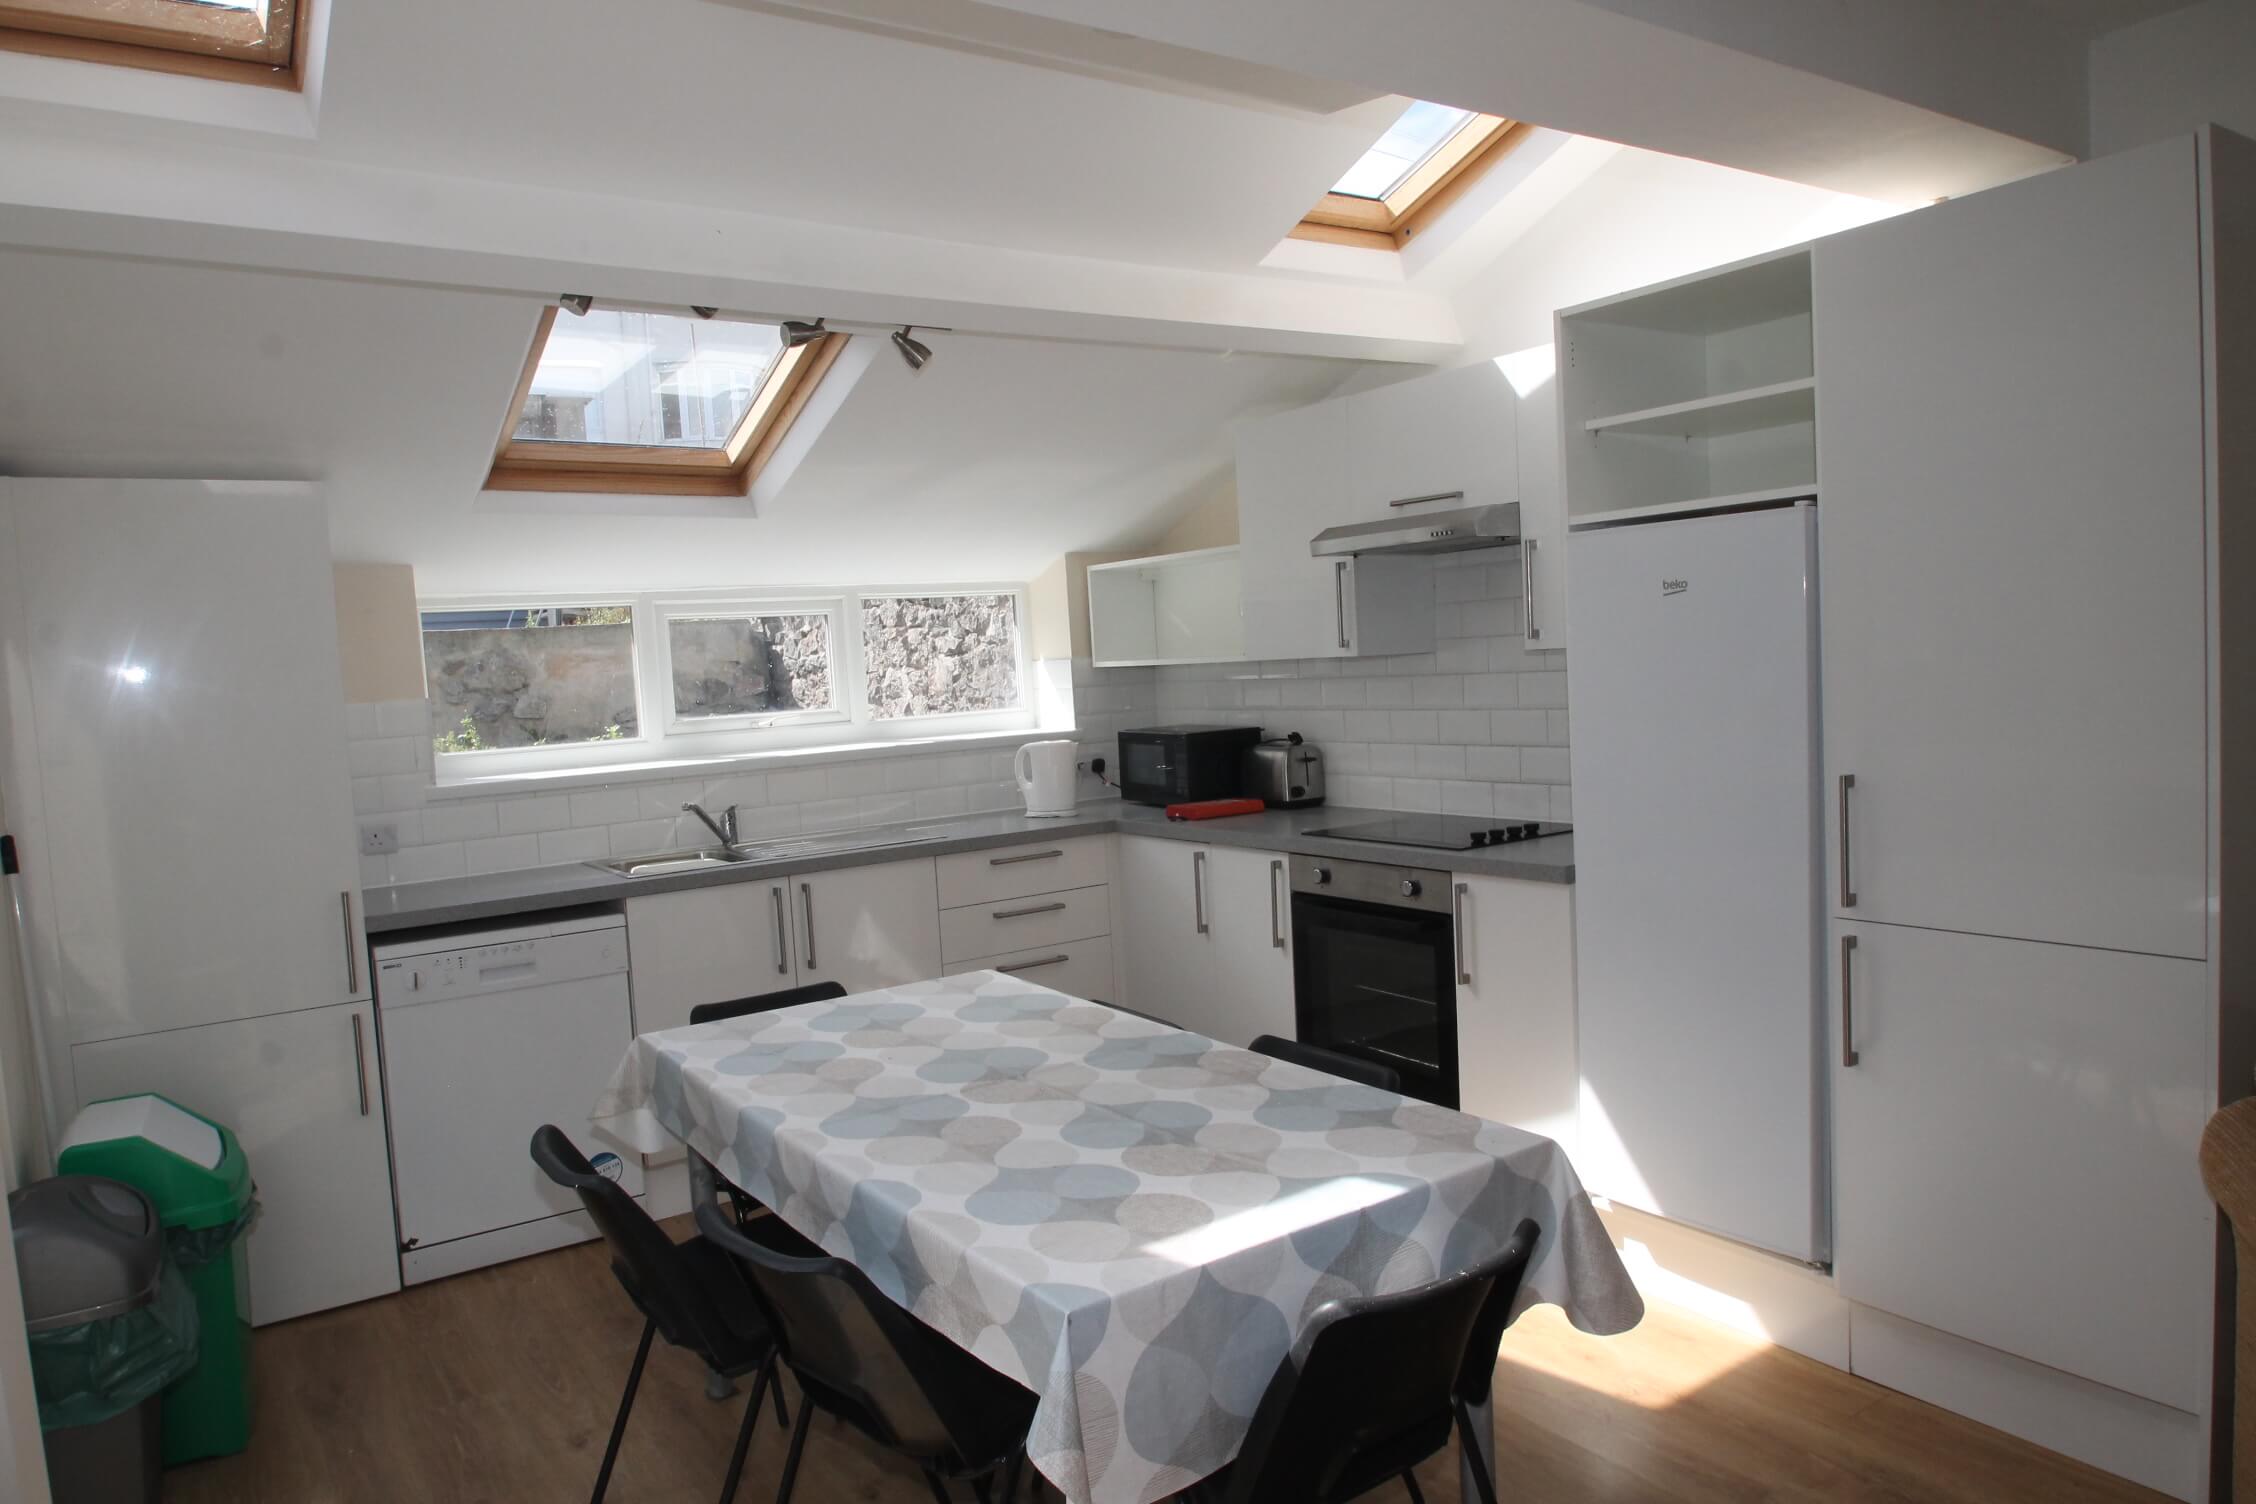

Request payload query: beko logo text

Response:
[1661,578,1689,596]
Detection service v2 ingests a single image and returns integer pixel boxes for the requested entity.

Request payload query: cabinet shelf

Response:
[1584,378,1815,440]
[1568,485,1817,531]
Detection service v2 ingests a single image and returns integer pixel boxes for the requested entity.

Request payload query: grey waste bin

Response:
[11,1175,199,1504]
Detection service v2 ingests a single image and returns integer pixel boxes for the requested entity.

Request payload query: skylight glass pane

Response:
[1331,101,1478,201]
[516,311,783,450]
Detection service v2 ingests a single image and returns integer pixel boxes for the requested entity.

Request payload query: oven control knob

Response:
[1312,866,1332,885]
[1400,879,1422,898]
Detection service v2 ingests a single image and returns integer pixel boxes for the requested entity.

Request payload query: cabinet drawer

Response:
[940,884,1109,964]
[936,836,1108,908]
[946,935,1115,1005]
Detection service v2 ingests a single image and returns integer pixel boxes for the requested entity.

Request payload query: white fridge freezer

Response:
[1566,503,1827,1263]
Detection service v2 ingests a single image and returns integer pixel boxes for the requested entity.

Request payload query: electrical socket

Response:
[360,823,399,855]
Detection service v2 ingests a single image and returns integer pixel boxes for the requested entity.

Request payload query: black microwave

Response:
[1116,725,1263,807]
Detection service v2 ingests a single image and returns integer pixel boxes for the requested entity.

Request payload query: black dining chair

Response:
[693,1197,1040,1504]
[1248,1034,1403,1093]
[1449,1218,1544,1504]
[530,1125,807,1504]
[1179,1219,1541,1504]
[689,979,850,1025]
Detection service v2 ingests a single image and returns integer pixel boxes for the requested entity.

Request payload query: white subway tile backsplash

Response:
[1520,673,1570,708]
[465,834,542,875]
[1371,743,1417,776]
[1394,778,1441,813]
[1491,709,1550,744]
[419,801,499,842]
[1522,747,1573,785]
[914,785,971,819]
[538,828,611,865]
[1465,745,1522,782]
[498,793,572,834]
[1437,711,1488,745]
[1415,745,1467,779]
[376,700,432,739]
[768,768,828,805]
[1391,710,1440,744]
[826,762,886,799]
[1441,781,1495,817]
[348,737,418,777]
[570,787,639,827]
[607,818,678,854]
[389,842,467,883]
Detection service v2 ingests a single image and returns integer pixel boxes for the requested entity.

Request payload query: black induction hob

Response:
[1305,814,1572,851]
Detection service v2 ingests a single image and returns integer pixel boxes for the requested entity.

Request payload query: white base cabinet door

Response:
[1814,137,2208,959]
[1116,836,1210,1033]
[70,1001,399,1326]
[1452,876,1577,1151]
[1198,846,1295,1048]
[1831,919,2210,1413]
[626,881,794,1035]
[789,858,942,996]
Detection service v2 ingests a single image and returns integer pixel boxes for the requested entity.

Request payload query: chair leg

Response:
[1401,1470,1426,1504]
[716,1373,765,1504]
[773,1391,815,1504]
[1002,1449,1024,1502]
[924,1469,957,1504]
[1453,1400,1501,1504]
[768,1353,790,1428]
[591,1318,656,1504]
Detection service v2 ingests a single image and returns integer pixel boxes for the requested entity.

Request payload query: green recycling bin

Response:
[56,1094,256,1465]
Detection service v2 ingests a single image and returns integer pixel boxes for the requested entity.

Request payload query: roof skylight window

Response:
[0,0,305,87]
[1297,100,1526,251]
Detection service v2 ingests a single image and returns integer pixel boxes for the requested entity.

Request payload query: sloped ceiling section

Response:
[0,249,1363,595]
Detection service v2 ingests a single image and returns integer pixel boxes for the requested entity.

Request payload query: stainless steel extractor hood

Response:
[1309,502,1522,558]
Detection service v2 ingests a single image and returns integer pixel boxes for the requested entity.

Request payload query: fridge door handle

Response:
[1838,773,1858,908]
[1840,933,1860,1068]
[340,890,361,995]
[351,1011,371,1116]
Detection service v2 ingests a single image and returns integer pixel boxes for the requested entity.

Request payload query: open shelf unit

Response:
[1086,546,1244,667]
[1558,247,1816,524]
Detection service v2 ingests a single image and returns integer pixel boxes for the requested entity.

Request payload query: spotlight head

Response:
[891,326,934,374]
[558,293,594,317]
[778,319,829,349]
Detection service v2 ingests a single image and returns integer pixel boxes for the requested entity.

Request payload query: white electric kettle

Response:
[1013,739,1079,818]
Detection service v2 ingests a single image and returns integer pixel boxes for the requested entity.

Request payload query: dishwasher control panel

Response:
[374,920,627,1002]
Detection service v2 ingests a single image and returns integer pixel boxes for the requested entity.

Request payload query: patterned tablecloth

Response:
[592,971,1643,1504]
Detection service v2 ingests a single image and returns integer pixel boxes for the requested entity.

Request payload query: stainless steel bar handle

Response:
[1453,883,1472,986]
[993,901,1068,920]
[800,882,817,970]
[1837,774,1858,908]
[1000,954,1070,974]
[350,1012,370,1116]
[1386,490,1465,510]
[340,891,360,994]
[1193,850,1209,935]
[1840,934,1860,1068]
[1521,538,1542,643]
[1334,561,1351,650]
[990,849,1064,867]
[1269,859,1285,949]
[770,886,789,973]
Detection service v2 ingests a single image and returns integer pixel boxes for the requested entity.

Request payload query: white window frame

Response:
[425,583,1035,784]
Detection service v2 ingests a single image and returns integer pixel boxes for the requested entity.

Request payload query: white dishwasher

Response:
[373,911,643,1285]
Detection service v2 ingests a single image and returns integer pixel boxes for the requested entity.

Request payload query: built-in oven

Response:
[1289,854,1458,1109]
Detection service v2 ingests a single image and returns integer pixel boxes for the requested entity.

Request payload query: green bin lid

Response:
[56,1094,251,1231]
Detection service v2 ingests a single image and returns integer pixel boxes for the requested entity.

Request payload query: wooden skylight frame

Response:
[1292,114,1533,252]
[0,0,308,89]
[484,307,848,498]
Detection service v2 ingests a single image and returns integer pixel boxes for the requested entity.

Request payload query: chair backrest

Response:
[1249,1034,1403,1093]
[693,1198,1022,1467]
[689,979,850,1026]
[1221,1228,1535,1504]
[1455,1218,1541,1408]
[529,1125,751,1359]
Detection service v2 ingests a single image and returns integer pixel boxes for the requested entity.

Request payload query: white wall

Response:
[2090,0,2256,157]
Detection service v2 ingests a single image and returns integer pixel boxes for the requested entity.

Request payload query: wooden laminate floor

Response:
[162,1220,2172,1504]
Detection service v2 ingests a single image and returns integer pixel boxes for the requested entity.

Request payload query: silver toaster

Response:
[1244,733,1325,808]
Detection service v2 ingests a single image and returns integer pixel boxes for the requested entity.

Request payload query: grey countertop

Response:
[362,801,1575,936]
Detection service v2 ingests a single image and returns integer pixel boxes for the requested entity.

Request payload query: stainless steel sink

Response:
[590,848,750,878]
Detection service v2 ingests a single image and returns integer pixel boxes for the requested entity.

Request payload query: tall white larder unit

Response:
[1566,504,1825,1262]
[374,913,642,1285]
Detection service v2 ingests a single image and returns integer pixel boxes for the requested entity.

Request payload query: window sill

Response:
[425,724,1075,800]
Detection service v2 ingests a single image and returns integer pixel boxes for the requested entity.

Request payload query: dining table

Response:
[591,970,1644,1504]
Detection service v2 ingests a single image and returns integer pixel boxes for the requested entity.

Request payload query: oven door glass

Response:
[1290,893,1458,1108]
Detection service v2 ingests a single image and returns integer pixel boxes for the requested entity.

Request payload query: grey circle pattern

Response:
[595,970,1642,1504]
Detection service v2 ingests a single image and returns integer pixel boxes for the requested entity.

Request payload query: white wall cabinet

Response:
[1814,139,2208,961]
[0,479,368,1045]
[1086,547,1244,667]
[1451,874,1577,1150]
[1116,836,1294,1044]
[789,858,942,996]
[1830,919,2210,1413]
[1344,362,1517,518]
[70,1000,399,1325]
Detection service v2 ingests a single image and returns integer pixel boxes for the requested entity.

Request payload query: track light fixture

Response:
[558,293,594,317]
[891,326,934,374]
[779,318,829,349]
[690,305,720,320]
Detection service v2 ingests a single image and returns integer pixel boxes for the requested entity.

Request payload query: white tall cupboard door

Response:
[1235,402,1353,662]
[1116,836,1210,1032]
[626,882,794,1034]
[1831,920,2210,1412]
[1814,138,2208,960]
[1453,876,1578,1152]
[70,1001,400,1325]
[0,479,367,1042]
[789,858,941,995]
[1515,366,1567,652]
[1344,362,1517,518]
[1197,846,1295,1048]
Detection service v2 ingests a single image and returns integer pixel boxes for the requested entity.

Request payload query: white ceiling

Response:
[0,247,1356,594]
